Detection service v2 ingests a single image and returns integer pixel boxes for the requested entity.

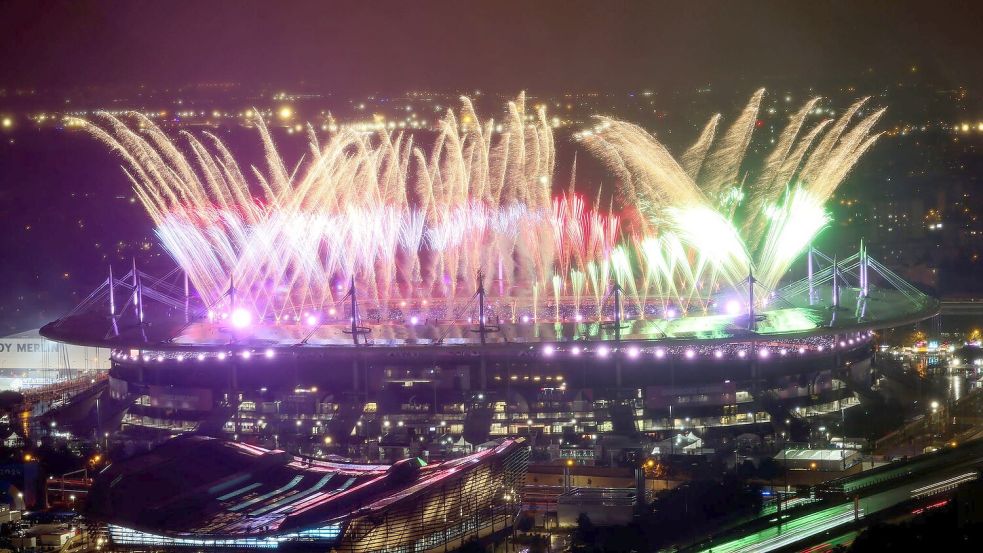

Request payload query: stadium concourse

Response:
[87,435,528,552]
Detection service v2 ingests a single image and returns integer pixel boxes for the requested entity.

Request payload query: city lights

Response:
[2,6,972,553]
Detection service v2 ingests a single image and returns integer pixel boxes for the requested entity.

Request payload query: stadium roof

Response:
[87,435,525,541]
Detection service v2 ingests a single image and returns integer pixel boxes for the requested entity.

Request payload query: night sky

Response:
[1,0,981,93]
[1,1,981,334]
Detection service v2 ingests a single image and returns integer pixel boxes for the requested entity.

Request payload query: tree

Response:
[516,514,534,533]
[528,535,547,553]
[757,457,782,481]
[572,513,597,551]
[456,539,485,553]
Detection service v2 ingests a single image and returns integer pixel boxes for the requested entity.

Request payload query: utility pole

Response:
[108,266,115,319]
[470,271,499,390]
[131,258,143,323]
[613,281,623,388]
[349,276,359,346]
[613,281,623,342]
[747,269,756,332]
[184,271,190,323]
[807,245,815,305]
[229,274,236,314]
[108,266,119,337]
[860,240,869,299]
[477,271,487,346]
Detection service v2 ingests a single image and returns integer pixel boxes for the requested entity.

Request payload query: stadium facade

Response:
[41,247,938,460]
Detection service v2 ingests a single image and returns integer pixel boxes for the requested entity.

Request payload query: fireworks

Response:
[88,91,882,323]
[581,89,883,293]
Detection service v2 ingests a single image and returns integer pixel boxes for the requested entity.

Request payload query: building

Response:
[0,328,108,391]
[87,435,528,552]
[40,245,938,456]
[556,487,637,527]
[774,448,862,472]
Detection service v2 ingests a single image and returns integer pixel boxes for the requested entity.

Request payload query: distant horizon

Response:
[2,1,981,92]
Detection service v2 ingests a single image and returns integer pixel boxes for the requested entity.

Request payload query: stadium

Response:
[41,253,936,451]
[41,92,939,456]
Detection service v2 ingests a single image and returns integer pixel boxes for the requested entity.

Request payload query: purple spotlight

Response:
[597,346,610,358]
[725,299,741,316]
[798,347,806,354]
[817,345,825,352]
[197,353,206,361]
[571,346,581,356]
[665,308,677,319]
[738,350,747,358]
[627,346,640,359]
[265,348,275,359]
[242,350,251,359]
[176,354,185,362]
[543,345,555,357]
[684,349,695,359]
[839,341,846,347]
[521,315,530,323]
[714,350,723,359]
[306,314,319,326]
[654,348,666,359]
[217,352,227,361]
[574,313,583,322]
[230,307,252,329]
[410,315,419,325]
[759,349,769,358]
[780,348,788,356]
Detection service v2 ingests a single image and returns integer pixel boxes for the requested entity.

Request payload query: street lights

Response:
[780,431,788,493]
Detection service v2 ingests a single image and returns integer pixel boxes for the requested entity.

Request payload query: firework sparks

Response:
[89,91,880,322]
[581,90,882,292]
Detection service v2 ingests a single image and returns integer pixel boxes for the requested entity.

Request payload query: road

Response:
[692,445,983,553]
